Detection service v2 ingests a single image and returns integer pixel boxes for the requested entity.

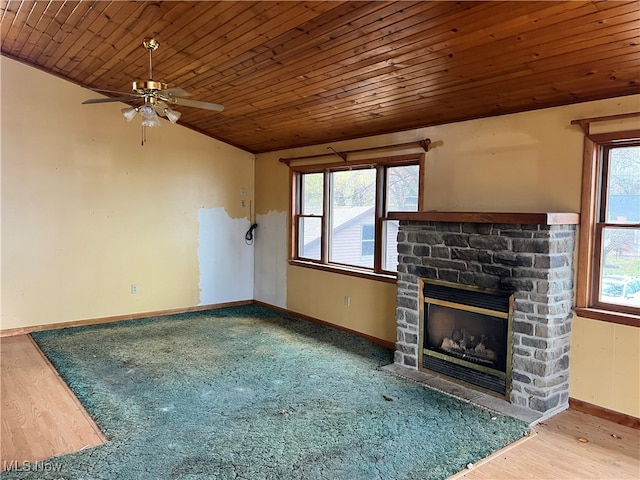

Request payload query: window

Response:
[577,131,640,326]
[361,224,375,258]
[297,172,323,261]
[291,157,420,278]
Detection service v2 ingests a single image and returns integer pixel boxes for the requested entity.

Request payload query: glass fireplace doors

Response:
[419,279,514,397]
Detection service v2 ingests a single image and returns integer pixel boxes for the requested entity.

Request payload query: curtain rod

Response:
[571,111,640,135]
[279,138,431,166]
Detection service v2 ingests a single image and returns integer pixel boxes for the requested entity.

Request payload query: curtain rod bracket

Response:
[571,111,640,136]
[418,139,431,152]
[327,146,347,161]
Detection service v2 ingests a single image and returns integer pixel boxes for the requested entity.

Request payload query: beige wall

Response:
[1,56,255,330]
[255,94,640,417]
[570,318,639,416]
[287,267,397,342]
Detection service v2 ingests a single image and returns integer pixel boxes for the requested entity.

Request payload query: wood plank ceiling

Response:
[1,1,639,153]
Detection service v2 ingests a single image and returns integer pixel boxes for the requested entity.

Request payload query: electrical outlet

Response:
[241,200,246,208]
[131,284,138,294]
[344,295,350,306]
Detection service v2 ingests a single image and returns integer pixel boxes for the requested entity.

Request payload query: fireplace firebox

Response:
[420,279,514,398]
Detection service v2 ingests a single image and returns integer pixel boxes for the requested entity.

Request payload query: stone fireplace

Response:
[388,212,578,418]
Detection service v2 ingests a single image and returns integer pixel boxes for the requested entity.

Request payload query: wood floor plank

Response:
[450,409,640,480]
[0,335,106,470]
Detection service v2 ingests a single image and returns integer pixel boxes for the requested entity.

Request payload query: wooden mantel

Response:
[387,211,580,225]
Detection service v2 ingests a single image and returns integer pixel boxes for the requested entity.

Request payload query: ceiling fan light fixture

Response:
[164,108,181,124]
[141,113,161,128]
[121,106,138,122]
[140,105,161,127]
[140,105,155,116]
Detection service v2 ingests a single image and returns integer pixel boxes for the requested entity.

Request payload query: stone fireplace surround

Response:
[386,211,579,421]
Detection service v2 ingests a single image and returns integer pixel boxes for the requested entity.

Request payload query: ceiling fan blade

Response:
[82,97,141,104]
[163,87,190,98]
[154,100,169,115]
[167,97,224,112]
[89,87,140,96]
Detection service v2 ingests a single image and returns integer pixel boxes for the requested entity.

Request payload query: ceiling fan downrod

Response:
[143,37,160,79]
[133,38,166,94]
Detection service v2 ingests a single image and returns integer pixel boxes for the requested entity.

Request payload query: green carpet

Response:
[8,305,528,479]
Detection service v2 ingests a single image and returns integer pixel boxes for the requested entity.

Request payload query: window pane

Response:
[382,219,400,271]
[301,172,323,215]
[599,226,640,307]
[386,164,419,212]
[361,224,374,256]
[298,217,321,260]
[606,146,640,223]
[330,169,376,268]
[361,223,375,240]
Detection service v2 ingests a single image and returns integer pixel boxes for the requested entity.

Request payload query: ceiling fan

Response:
[83,38,224,144]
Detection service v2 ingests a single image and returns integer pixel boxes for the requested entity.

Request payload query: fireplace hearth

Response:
[389,211,579,418]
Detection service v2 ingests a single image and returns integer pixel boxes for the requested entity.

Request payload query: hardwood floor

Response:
[451,409,640,479]
[1,334,638,478]
[1,335,105,469]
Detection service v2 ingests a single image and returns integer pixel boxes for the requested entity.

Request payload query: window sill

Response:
[288,259,397,284]
[574,307,639,327]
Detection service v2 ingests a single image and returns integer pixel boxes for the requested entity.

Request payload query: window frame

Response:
[575,130,640,327]
[289,154,423,282]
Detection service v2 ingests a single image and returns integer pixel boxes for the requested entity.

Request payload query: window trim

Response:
[288,153,423,281]
[575,129,640,327]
